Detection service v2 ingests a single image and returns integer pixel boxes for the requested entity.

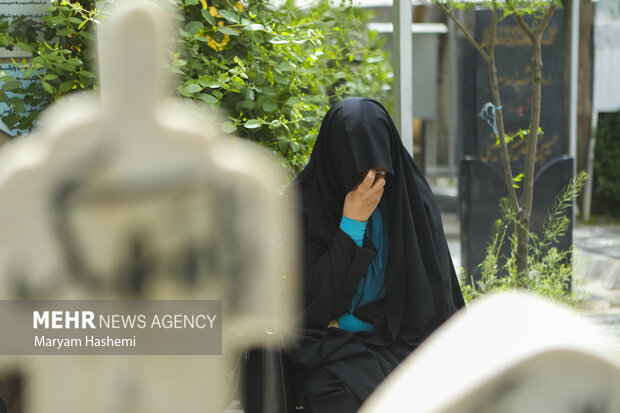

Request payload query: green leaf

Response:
[201,9,216,26]
[56,28,73,36]
[512,173,524,189]
[198,93,218,104]
[41,81,54,94]
[180,82,202,96]
[67,17,83,25]
[81,31,95,41]
[241,100,255,109]
[244,119,261,129]
[218,27,239,36]
[277,136,289,152]
[263,87,277,97]
[262,100,277,112]
[60,63,74,72]
[278,61,296,72]
[59,80,74,94]
[0,72,15,82]
[303,134,317,144]
[198,79,222,89]
[16,42,34,53]
[1,81,21,92]
[269,119,282,129]
[9,97,25,114]
[334,72,346,79]
[79,70,96,79]
[221,121,237,134]
[269,36,289,44]
[218,10,238,24]
[185,21,204,34]
[2,113,19,130]
[285,96,301,106]
[243,23,264,31]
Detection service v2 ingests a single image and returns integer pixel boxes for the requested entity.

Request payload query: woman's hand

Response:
[327,319,340,329]
[343,169,386,222]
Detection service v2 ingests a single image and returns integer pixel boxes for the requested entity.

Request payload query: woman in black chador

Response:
[284,97,466,412]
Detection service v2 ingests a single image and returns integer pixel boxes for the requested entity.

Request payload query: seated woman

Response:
[283,97,465,412]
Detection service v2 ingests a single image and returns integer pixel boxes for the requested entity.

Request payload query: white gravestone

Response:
[361,292,620,413]
[0,1,298,412]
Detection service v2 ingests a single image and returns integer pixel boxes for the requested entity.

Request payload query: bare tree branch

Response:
[534,3,557,35]
[487,0,520,211]
[437,2,491,64]
[489,0,498,56]
[507,0,534,40]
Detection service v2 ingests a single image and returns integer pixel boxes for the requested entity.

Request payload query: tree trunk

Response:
[577,0,594,212]
[517,33,543,276]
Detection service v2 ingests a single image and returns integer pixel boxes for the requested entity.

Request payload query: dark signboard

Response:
[459,9,565,171]
[457,9,572,282]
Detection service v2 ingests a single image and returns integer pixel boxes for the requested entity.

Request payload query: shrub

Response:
[0,0,101,132]
[0,0,393,175]
[592,111,620,218]
[460,171,589,308]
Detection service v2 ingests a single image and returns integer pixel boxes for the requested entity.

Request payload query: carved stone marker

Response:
[459,10,565,170]
[0,1,297,411]
[361,292,620,413]
[460,155,574,282]
[457,9,573,282]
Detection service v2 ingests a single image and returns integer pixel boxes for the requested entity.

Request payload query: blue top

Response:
[337,202,388,333]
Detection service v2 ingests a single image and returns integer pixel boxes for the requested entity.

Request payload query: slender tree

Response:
[435,0,561,276]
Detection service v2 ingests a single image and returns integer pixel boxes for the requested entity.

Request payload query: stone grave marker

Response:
[0,1,298,411]
[458,9,565,169]
[361,292,620,413]
[460,155,574,282]
[457,9,574,282]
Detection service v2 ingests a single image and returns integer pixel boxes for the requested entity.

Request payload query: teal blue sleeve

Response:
[339,216,367,247]
[337,312,375,333]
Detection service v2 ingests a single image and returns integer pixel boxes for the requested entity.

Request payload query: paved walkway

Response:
[573,224,620,345]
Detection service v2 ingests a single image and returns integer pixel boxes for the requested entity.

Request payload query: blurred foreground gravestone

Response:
[361,292,620,413]
[0,1,297,412]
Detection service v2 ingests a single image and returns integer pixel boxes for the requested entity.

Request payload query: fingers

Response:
[372,173,386,189]
[343,169,385,222]
[359,169,376,190]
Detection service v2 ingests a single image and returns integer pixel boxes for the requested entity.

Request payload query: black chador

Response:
[282,97,466,412]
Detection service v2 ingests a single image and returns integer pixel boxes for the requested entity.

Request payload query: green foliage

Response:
[0,0,392,175]
[0,0,102,132]
[460,171,589,308]
[436,0,562,17]
[593,111,620,217]
[172,0,391,173]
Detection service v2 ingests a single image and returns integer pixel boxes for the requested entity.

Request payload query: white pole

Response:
[448,17,458,174]
[583,113,597,221]
[569,0,579,222]
[393,0,414,156]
